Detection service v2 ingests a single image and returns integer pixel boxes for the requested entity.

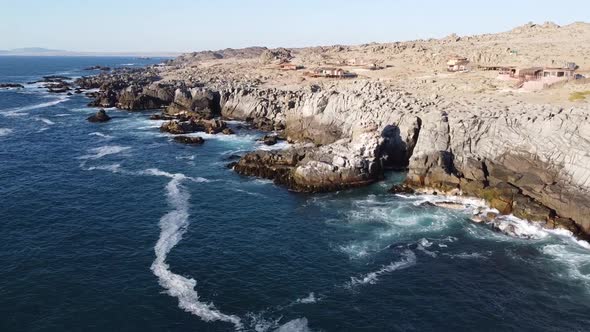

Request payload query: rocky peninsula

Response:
[72,22,590,238]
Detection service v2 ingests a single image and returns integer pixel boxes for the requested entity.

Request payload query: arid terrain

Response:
[66,21,590,239]
[163,21,590,105]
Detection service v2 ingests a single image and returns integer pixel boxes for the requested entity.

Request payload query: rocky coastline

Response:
[68,28,590,240]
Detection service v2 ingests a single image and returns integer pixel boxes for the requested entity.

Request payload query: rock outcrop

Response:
[160,118,232,135]
[87,109,111,123]
[220,81,590,237]
[0,83,25,89]
[75,55,590,238]
[173,136,205,144]
[403,107,590,236]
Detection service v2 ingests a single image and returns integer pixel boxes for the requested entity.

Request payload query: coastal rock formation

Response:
[165,87,220,119]
[234,126,385,192]
[74,22,590,237]
[87,109,111,123]
[0,83,25,89]
[173,136,205,144]
[403,108,590,236]
[259,134,280,146]
[160,118,231,135]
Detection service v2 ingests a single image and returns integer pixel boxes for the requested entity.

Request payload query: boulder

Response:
[259,134,279,146]
[173,136,205,145]
[0,83,24,89]
[87,109,111,123]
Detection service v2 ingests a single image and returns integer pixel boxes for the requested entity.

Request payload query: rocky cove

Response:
[72,66,590,240]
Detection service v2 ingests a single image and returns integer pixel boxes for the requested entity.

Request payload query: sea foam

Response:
[150,171,242,329]
[0,128,13,137]
[79,145,131,160]
[348,250,416,287]
[1,95,68,117]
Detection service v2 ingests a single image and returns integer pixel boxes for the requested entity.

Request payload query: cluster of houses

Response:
[276,61,358,78]
[306,67,358,78]
[447,55,581,90]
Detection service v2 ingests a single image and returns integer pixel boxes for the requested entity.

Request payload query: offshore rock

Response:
[173,136,205,145]
[159,118,231,135]
[87,109,111,123]
[235,129,385,192]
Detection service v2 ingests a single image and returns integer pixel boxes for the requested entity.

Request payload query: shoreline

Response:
[51,22,590,241]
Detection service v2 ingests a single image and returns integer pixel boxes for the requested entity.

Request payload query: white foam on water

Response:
[542,244,590,288]
[546,228,590,250]
[79,145,131,160]
[88,132,113,139]
[273,318,312,332]
[348,250,416,287]
[86,164,122,172]
[1,95,68,117]
[444,251,491,260]
[417,238,438,257]
[246,312,282,332]
[0,128,13,137]
[150,171,242,329]
[139,168,209,183]
[175,155,196,161]
[234,188,267,198]
[36,117,55,125]
[257,141,292,151]
[193,131,259,143]
[338,242,374,260]
[295,292,320,304]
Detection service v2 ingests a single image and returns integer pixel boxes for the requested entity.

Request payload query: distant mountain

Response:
[0,47,180,57]
[0,47,69,55]
[11,47,67,53]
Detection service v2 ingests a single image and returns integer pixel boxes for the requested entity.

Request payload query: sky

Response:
[1,0,589,53]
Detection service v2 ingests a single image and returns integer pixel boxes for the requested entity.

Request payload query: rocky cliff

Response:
[217,82,590,237]
[77,66,590,238]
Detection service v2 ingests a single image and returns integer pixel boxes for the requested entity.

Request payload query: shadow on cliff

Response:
[380,120,421,171]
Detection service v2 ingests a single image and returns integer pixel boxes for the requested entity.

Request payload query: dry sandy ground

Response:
[158,21,590,107]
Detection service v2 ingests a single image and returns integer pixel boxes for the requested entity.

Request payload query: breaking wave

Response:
[542,243,590,289]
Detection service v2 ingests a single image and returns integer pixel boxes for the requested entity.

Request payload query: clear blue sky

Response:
[1,0,588,52]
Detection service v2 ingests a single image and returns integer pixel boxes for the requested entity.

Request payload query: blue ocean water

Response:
[1,56,590,332]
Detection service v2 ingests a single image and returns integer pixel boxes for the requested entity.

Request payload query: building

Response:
[447,56,469,72]
[542,67,576,80]
[515,67,544,80]
[309,67,356,78]
[279,62,303,71]
[514,64,577,90]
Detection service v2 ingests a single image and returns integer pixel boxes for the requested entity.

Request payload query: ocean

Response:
[1,56,590,332]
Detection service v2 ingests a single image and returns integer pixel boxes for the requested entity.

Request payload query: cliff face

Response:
[218,82,590,236]
[78,69,590,237]
[406,108,590,235]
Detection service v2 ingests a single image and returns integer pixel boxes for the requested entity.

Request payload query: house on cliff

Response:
[307,67,357,78]
[508,64,579,90]
[447,56,470,72]
[278,62,303,71]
